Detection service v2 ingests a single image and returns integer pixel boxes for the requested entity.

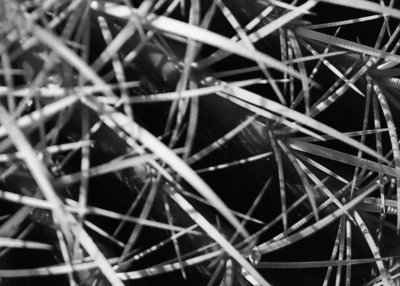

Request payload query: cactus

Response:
[0,1,400,285]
